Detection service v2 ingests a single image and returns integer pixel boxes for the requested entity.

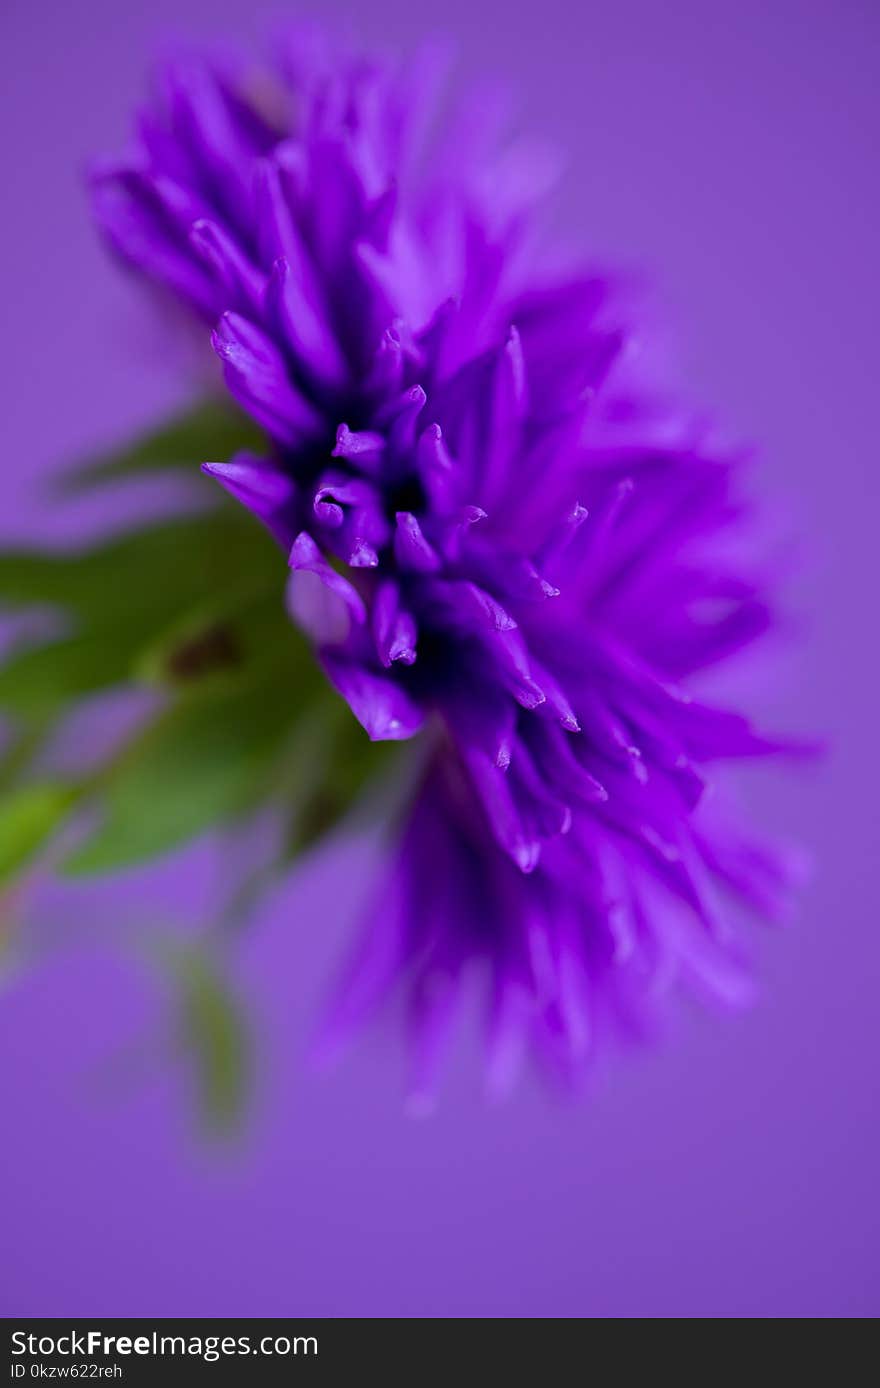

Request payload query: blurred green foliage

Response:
[0,402,412,1131]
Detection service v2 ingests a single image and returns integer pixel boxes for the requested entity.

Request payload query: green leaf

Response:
[56,400,266,493]
[61,592,322,878]
[0,713,56,792]
[136,612,249,692]
[0,782,77,885]
[134,587,311,694]
[0,634,136,717]
[0,509,281,627]
[0,510,289,717]
[0,414,420,901]
[63,680,301,875]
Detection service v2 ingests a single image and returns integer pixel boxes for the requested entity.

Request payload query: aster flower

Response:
[91,31,803,1099]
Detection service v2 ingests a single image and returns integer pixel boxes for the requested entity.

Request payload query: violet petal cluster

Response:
[94,35,799,1097]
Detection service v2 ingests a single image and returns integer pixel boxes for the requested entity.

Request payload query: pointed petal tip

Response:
[367,716,410,742]
[332,422,385,464]
[515,680,546,711]
[513,841,541,874]
[288,530,318,568]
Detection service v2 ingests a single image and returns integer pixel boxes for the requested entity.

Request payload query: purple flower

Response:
[94,32,803,1100]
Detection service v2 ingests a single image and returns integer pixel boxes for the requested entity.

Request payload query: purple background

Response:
[2,0,878,1318]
